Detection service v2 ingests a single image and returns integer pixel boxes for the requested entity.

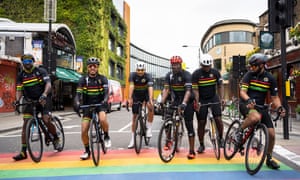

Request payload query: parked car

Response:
[107,79,123,113]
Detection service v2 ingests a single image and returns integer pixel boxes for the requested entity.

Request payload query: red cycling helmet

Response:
[170,56,183,64]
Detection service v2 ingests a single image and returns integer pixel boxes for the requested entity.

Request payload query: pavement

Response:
[0,108,300,172]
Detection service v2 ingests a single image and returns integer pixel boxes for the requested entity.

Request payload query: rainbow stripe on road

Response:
[0,149,299,179]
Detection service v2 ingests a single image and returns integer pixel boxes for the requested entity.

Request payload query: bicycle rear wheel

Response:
[52,116,65,152]
[209,119,220,160]
[134,115,143,154]
[26,118,43,162]
[245,123,269,175]
[90,119,100,166]
[157,118,177,163]
[224,120,241,160]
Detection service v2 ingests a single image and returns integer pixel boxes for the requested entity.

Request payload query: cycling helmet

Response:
[248,53,268,66]
[170,56,183,64]
[135,62,146,70]
[200,54,213,66]
[87,57,99,65]
[21,54,35,62]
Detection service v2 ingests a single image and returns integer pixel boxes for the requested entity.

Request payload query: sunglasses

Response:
[22,59,33,64]
[88,64,98,68]
[137,69,144,72]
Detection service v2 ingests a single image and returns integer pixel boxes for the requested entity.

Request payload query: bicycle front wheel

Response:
[224,120,241,160]
[175,119,184,152]
[52,116,65,152]
[245,123,269,175]
[90,119,100,166]
[143,114,150,146]
[99,125,107,154]
[157,118,177,163]
[26,118,43,162]
[134,115,143,154]
[210,119,220,160]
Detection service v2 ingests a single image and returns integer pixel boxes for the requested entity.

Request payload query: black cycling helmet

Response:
[21,53,35,62]
[248,53,268,66]
[87,57,99,65]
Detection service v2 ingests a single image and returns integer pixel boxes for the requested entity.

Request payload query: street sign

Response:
[44,0,57,22]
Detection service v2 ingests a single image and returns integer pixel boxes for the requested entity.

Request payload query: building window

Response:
[116,64,123,80]
[214,58,221,71]
[109,60,115,77]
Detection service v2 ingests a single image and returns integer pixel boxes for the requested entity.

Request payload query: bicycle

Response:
[157,103,184,163]
[79,103,107,166]
[16,100,65,163]
[223,104,282,175]
[127,101,151,154]
[199,102,222,160]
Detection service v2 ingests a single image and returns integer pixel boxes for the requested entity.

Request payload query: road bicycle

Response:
[223,104,282,175]
[199,102,222,160]
[127,101,151,154]
[223,97,240,121]
[157,103,184,163]
[16,100,65,163]
[79,103,107,166]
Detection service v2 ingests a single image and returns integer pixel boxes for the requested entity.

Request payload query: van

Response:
[107,79,123,113]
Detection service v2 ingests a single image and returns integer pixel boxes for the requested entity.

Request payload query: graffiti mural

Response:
[0,64,17,112]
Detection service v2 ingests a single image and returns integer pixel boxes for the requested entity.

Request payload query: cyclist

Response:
[192,54,225,153]
[235,53,286,169]
[160,55,196,159]
[74,57,111,160]
[127,62,154,149]
[13,53,60,161]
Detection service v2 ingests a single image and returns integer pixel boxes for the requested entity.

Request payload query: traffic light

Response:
[268,0,293,33]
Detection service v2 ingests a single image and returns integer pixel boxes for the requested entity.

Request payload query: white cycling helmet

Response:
[136,62,146,70]
[200,54,213,66]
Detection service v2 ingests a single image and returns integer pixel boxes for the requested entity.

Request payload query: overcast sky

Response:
[124,0,268,72]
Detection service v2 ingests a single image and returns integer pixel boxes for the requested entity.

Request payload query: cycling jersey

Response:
[16,67,50,100]
[192,68,222,100]
[164,70,193,104]
[129,72,153,101]
[240,71,278,105]
[76,74,109,105]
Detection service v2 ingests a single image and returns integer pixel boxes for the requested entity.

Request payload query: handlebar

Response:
[14,100,40,114]
[79,103,103,109]
[198,102,220,107]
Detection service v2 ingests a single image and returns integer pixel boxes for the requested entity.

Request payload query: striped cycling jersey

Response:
[192,68,222,100]
[240,71,278,105]
[16,67,50,100]
[76,74,108,104]
[129,72,153,99]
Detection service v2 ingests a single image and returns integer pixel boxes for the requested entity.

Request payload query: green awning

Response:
[56,67,82,83]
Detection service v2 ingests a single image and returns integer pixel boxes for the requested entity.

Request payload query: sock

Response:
[21,144,27,153]
[146,121,152,128]
[84,144,90,153]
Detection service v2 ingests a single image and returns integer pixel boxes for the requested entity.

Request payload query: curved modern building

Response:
[200,19,258,98]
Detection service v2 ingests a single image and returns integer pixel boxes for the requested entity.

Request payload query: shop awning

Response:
[56,67,82,83]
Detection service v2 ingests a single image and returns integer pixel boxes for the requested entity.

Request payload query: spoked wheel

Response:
[26,118,43,163]
[175,120,184,152]
[52,116,65,152]
[224,120,241,160]
[143,115,150,146]
[157,118,177,163]
[99,126,107,154]
[134,116,143,154]
[90,120,100,166]
[245,123,269,175]
[209,120,220,160]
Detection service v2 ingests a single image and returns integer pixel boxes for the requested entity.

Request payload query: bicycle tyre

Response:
[134,115,143,154]
[90,119,100,166]
[99,125,107,154]
[175,119,184,152]
[224,120,241,160]
[143,114,150,146]
[210,119,220,160]
[157,118,177,163]
[52,116,65,152]
[26,118,43,162]
[245,123,269,175]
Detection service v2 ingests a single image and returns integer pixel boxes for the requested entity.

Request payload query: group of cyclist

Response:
[12,52,285,170]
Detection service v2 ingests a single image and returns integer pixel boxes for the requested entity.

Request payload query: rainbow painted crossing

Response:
[0,149,299,179]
